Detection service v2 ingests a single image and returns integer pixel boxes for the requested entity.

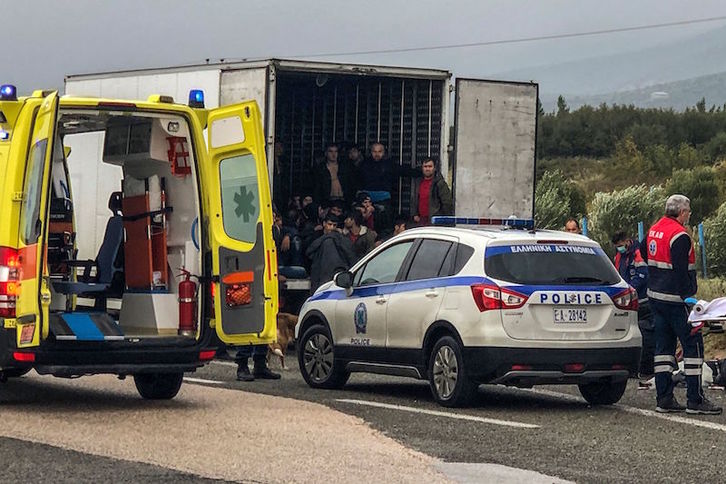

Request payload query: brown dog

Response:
[268,313,299,369]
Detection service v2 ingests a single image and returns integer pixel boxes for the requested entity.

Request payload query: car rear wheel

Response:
[298,324,349,389]
[134,372,184,400]
[428,336,478,407]
[578,379,627,405]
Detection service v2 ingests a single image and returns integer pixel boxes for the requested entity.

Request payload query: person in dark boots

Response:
[235,345,281,381]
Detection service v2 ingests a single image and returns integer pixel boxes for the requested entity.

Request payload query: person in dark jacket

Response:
[306,213,356,291]
[358,142,417,199]
[611,231,655,387]
[647,194,721,414]
[343,211,377,259]
[411,157,453,225]
[358,143,418,229]
[312,143,356,206]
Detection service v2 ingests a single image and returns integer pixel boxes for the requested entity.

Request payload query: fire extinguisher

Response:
[178,268,198,337]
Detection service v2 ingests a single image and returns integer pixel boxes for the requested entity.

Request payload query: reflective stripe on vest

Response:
[646,289,683,303]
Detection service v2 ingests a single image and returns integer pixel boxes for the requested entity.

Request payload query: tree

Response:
[665,166,720,224]
[534,169,586,229]
[556,95,569,117]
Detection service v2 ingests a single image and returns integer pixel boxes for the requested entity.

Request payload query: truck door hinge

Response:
[12,192,24,202]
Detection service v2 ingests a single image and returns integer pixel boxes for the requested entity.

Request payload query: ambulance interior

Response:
[47,109,202,342]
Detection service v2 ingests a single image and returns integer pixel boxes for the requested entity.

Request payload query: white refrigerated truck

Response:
[64,58,538,277]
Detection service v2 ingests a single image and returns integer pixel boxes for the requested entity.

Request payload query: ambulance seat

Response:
[52,192,125,309]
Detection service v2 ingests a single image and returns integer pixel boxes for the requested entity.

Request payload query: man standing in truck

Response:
[312,143,356,206]
[411,157,452,225]
[359,142,416,231]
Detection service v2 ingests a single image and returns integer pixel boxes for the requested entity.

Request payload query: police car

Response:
[295,217,641,407]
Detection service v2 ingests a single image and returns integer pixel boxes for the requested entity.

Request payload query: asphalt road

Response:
[198,351,726,484]
[2,352,726,483]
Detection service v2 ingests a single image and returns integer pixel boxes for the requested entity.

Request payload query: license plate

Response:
[554,308,587,323]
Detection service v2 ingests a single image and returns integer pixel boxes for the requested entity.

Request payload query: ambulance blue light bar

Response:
[431,216,535,229]
[189,89,205,108]
[0,84,17,101]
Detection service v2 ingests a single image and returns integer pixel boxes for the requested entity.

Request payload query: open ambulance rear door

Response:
[15,92,59,348]
[205,101,277,345]
[452,79,538,220]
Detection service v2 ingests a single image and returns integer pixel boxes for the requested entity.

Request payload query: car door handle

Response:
[425,291,439,298]
[375,296,387,305]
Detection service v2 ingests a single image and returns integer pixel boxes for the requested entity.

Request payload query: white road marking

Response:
[211,360,237,368]
[527,388,726,433]
[436,462,574,484]
[184,377,225,385]
[335,399,539,429]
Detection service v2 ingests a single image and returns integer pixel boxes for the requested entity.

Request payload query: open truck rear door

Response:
[453,79,538,219]
[16,92,59,348]
[205,101,277,345]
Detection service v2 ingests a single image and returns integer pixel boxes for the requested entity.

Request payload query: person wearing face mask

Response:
[612,231,654,388]
[647,194,721,415]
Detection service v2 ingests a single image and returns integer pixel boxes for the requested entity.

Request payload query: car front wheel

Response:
[578,379,627,405]
[134,372,184,400]
[298,324,349,389]
[428,336,478,407]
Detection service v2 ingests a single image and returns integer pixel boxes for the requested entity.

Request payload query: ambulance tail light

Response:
[471,284,528,312]
[0,247,19,318]
[199,350,216,361]
[612,287,638,311]
[12,351,35,362]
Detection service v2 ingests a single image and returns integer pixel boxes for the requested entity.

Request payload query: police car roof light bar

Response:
[431,216,535,230]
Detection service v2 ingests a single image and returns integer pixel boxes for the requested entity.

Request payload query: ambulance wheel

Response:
[298,324,349,389]
[578,379,627,405]
[134,372,184,400]
[428,336,478,408]
[2,368,31,378]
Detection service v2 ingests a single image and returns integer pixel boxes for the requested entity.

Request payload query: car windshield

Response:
[484,243,621,286]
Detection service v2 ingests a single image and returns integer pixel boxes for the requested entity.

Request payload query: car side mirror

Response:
[334,271,354,294]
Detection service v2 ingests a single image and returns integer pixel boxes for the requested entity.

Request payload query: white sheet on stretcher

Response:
[689,297,726,322]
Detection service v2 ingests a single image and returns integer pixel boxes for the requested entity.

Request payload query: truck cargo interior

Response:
[272,70,445,215]
[47,108,202,342]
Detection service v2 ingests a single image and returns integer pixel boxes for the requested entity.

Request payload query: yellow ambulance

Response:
[0,85,277,399]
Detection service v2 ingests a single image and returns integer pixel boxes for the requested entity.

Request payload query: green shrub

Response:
[588,185,666,251]
[665,166,720,224]
[703,201,726,276]
[534,169,586,229]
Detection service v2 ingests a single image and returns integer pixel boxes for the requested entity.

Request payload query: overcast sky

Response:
[3,0,726,94]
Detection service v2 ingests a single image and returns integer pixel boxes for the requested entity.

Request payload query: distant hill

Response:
[564,71,726,110]
[498,24,726,109]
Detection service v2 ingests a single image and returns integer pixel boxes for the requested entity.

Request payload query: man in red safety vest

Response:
[647,194,721,415]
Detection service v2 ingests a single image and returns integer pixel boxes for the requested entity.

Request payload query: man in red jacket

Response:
[411,158,453,225]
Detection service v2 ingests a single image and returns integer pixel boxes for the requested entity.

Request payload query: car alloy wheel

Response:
[303,333,334,383]
[433,345,458,399]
